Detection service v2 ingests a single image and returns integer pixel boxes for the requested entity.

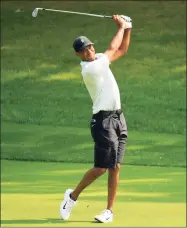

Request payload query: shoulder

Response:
[80,53,110,73]
[80,53,105,68]
[95,53,110,65]
[95,53,108,60]
[95,53,104,59]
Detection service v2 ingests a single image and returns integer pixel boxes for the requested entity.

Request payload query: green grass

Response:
[1,122,186,167]
[1,2,186,226]
[1,1,186,134]
[1,160,186,227]
[1,1,186,167]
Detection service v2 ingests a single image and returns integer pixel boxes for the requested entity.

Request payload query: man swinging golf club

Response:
[60,14,132,223]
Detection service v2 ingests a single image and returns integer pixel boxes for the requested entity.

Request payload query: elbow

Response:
[119,43,130,56]
[123,50,128,56]
[109,46,119,52]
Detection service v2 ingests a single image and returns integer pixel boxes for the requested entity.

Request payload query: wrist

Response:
[118,25,126,30]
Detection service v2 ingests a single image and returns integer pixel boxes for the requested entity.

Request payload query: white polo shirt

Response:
[80,53,121,114]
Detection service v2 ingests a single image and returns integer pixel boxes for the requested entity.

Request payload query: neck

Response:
[82,57,97,62]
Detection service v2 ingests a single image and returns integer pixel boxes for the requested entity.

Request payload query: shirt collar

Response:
[80,54,99,66]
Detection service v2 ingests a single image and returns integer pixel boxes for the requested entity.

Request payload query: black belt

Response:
[93,109,122,117]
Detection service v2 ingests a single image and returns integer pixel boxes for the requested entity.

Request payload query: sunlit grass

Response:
[120,178,171,183]
[38,63,57,69]
[1,193,186,227]
[1,160,186,227]
[42,72,80,81]
[173,65,186,73]
[1,45,22,50]
[81,191,170,198]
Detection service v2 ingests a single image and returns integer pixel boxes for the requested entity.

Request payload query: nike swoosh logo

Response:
[63,202,67,209]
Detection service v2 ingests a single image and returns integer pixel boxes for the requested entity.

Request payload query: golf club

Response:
[32,8,132,22]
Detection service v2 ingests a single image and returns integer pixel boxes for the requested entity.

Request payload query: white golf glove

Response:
[120,15,132,22]
[120,15,132,29]
[125,21,132,29]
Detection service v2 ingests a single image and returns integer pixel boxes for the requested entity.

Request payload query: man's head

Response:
[73,36,96,62]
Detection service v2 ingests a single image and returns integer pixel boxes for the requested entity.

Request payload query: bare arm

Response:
[106,27,125,52]
[109,28,131,62]
[104,15,132,62]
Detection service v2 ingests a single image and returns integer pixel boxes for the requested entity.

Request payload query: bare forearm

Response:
[104,15,132,62]
[118,28,131,53]
[108,27,125,50]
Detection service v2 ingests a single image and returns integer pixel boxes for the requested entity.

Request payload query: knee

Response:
[116,163,121,169]
[93,168,107,176]
[109,163,121,173]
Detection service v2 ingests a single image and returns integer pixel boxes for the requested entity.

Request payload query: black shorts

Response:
[90,109,128,168]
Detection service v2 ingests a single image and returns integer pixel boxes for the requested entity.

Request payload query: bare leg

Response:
[107,163,120,211]
[71,167,106,200]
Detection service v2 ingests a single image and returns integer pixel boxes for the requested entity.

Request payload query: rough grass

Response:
[1,1,186,166]
[1,1,186,134]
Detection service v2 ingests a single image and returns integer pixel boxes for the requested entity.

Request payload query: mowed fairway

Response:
[1,0,186,227]
[1,160,186,227]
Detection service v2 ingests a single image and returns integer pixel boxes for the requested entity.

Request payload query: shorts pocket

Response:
[111,114,119,131]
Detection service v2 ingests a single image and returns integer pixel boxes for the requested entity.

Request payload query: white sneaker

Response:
[94,209,113,223]
[60,189,76,220]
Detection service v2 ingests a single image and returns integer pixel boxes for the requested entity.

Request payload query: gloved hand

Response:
[120,15,132,22]
[112,14,132,29]
[125,21,132,29]
[120,15,132,29]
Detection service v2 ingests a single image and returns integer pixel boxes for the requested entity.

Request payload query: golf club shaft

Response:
[40,8,112,19]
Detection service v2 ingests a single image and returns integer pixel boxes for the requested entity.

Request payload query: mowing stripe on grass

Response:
[1,122,186,167]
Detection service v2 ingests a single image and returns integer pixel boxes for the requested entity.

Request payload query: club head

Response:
[32,8,39,17]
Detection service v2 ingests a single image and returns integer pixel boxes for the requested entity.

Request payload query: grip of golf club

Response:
[104,16,132,22]
[104,16,113,19]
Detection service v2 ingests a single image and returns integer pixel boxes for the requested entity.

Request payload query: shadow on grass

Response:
[1,161,186,203]
[1,218,96,225]
[1,121,186,167]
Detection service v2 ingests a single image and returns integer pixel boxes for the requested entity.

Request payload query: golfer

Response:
[60,15,132,223]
